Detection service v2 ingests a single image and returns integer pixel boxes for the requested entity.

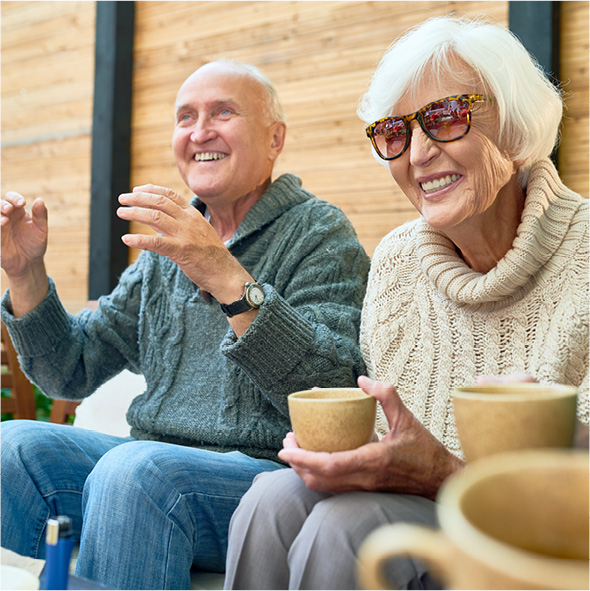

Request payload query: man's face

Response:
[172,63,284,206]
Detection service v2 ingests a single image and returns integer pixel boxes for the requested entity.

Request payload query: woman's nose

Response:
[408,122,439,167]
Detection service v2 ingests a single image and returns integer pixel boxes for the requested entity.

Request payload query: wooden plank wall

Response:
[1,1,95,312]
[1,1,588,313]
[559,1,589,197]
[128,1,510,263]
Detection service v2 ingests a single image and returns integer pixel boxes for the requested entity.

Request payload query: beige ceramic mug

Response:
[452,383,578,461]
[287,388,376,452]
[357,449,589,590]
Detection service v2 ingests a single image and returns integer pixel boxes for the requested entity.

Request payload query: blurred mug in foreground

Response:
[357,449,589,590]
[287,388,376,452]
[452,383,578,461]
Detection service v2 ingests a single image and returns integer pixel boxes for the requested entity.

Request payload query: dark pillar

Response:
[89,1,135,298]
[509,1,561,162]
[509,1,561,84]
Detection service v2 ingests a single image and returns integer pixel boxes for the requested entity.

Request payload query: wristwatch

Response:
[219,282,265,317]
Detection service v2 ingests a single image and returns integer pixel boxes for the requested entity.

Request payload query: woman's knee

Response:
[289,493,437,589]
[230,468,329,548]
[230,469,289,526]
[235,469,321,521]
[245,469,302,503]
[300,492,436,546]
[0,420,55,502]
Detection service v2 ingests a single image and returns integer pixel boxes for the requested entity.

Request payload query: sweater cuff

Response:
[1,278,72,357]
[221,284,315,389]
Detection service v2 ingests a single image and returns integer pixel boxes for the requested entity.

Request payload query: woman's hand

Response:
[279,376,464,500]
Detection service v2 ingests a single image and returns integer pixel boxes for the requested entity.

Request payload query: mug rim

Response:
[438,449,589,585]
[288,388,372,402]
[452,383,578,402]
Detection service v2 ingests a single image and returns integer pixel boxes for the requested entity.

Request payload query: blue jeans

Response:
[1,420,282,590]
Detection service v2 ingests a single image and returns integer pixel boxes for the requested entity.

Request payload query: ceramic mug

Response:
[287,388,376,452]
[357,449,589,590]
[452,383,578,461]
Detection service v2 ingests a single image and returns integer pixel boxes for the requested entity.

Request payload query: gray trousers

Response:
[224,468,439,590]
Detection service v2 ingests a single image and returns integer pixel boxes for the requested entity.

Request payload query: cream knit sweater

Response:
[361,159,589,458]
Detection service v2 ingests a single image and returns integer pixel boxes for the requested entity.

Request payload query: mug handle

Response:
[357,523,451,590]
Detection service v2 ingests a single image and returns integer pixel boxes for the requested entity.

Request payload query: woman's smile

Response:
[419,173,462,195]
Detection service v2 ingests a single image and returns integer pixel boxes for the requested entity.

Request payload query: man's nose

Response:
[190,119,217,143]
[408,121,440,167]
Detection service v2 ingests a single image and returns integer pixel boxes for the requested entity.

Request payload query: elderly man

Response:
[0,60,370,590]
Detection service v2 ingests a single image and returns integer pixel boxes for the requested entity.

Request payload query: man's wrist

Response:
[220,281,265,317]
[7,262,49,318]
[213,266,257,304]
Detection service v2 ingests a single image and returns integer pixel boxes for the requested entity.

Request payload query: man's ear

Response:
[268,121,287,161]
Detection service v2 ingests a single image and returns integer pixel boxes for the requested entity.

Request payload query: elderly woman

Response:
[224,15,589,591]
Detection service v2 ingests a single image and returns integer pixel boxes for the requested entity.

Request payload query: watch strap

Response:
[220,298,254,317]
[220,282,263,317]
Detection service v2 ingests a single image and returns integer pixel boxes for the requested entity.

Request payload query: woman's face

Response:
[387,77,519,233]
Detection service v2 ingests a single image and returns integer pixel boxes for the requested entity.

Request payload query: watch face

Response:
[246,284,265,307]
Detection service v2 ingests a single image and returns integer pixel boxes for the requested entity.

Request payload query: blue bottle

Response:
[43,515,74,590]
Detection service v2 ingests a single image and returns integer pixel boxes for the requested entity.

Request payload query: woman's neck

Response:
[447,176,526,273]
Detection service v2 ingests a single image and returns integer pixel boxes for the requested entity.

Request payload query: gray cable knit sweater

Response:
[1,174,370,461]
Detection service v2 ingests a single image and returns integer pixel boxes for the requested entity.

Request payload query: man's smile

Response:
[194,152,229,162]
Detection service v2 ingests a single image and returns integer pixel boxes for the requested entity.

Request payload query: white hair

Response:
[207,58,285,124]
[357,15,564,185]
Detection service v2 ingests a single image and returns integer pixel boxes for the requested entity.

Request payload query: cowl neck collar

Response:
[415,159,582,304]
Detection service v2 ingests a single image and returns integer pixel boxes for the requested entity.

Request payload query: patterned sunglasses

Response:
[366,94,494,161]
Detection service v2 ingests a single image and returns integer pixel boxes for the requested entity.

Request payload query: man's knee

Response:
[1,420,58,467]
[2,418,43,444]
[85,440,167,491]
[83,440,205,516]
